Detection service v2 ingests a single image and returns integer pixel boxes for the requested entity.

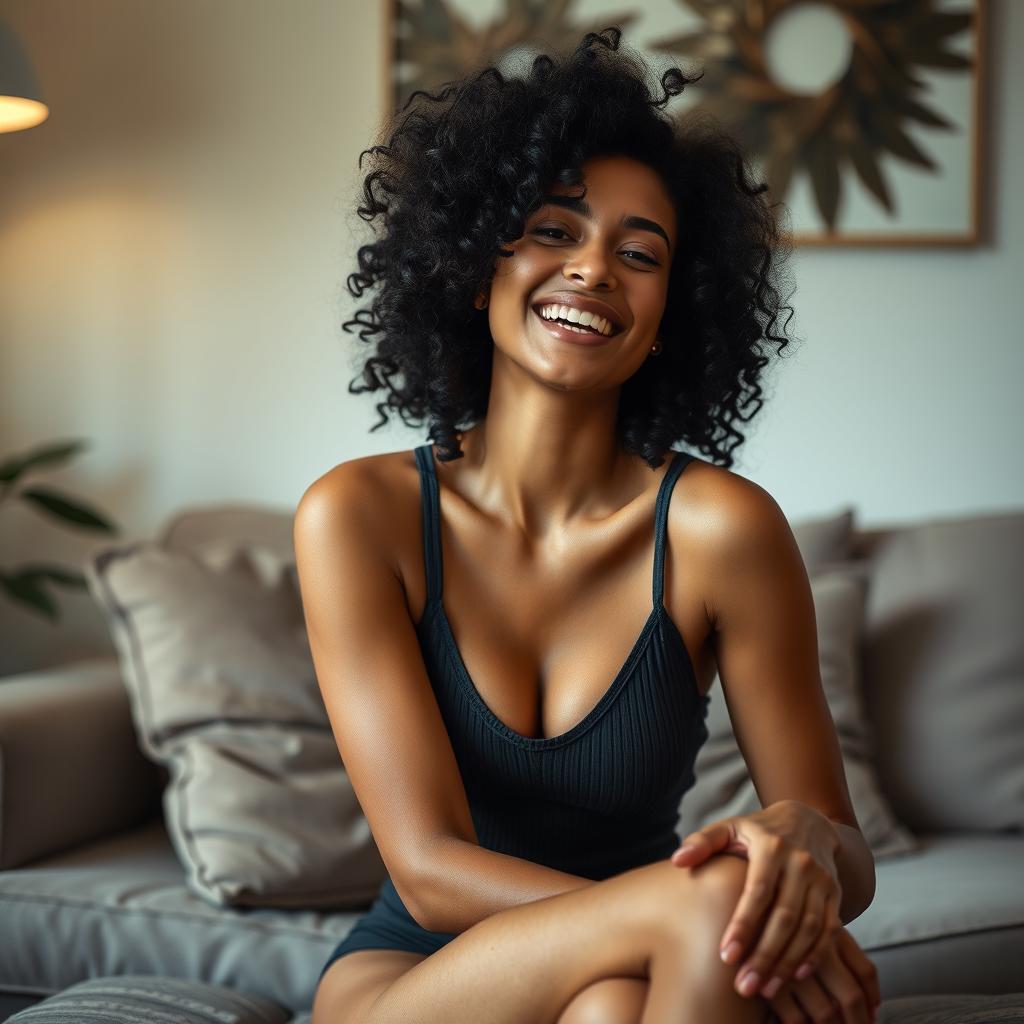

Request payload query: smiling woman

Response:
[297,25,865,1024]
[496,153,680,382]
[343,26,798,470]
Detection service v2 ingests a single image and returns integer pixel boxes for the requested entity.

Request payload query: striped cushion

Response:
[879,993,1024,1023]
[8,976,289,1024]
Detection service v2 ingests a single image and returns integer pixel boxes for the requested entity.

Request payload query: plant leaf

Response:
[0,439,89,485]
[0,569,60,620]
[18,486,119,533]
[17,563,88,588]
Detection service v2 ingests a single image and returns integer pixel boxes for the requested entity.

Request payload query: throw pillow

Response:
[861,510,1024,832]
[84,538,387,909]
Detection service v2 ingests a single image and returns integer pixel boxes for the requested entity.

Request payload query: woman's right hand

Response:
[763,926,881,1024]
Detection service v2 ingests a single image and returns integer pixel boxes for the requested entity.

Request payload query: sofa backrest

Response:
[159,505,295,560]
[854,509,1024,834]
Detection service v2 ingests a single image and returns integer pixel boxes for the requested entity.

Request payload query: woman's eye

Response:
[531,228,659,266]
[621,249,659,266]
[533,227,570,240]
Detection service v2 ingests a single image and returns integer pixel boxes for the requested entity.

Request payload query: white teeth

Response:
[538,303,614,336]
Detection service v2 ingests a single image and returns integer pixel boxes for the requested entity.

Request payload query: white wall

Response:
[1,0,1021,674]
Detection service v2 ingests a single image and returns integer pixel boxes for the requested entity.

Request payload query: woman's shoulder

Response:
[300,448,418,499]
[666,455,788,565]
[295,449,422,545]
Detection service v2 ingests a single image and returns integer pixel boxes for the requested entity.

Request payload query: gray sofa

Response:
[0,501,1022,1022]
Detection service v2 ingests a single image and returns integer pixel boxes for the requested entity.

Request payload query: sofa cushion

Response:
[862,510,1024,831]
[877,994,1024,1023]
[2,825,1021,1007]
[6,975,290,1024]
[847,832,1024,949]
[847,832,1024,996]
[0,656,160,869]
[0,821,360,1013]
[787,506,855,572]
[83,538,387,910]
[159,505,294,561]
[678,569,918,858]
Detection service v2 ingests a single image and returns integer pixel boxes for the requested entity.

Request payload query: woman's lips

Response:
[532,308,617,346]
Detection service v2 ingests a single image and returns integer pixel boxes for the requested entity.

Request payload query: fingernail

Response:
[795,962,813,980]
[738,971,760,996]
[720,940,741,964]
[761,976,782,999]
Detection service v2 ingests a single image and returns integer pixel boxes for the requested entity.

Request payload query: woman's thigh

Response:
[314,853,759,1024]
[312,948,427,1024]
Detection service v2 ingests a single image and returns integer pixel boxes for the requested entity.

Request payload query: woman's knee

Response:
[690,851,750,914]
[649,851,749,936]
[556,976,648,1024]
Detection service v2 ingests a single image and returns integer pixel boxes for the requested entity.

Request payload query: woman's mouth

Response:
[531,306,620,346]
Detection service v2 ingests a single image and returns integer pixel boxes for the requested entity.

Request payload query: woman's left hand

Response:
[670,799,844,1001]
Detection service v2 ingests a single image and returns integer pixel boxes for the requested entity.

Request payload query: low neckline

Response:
[412,444,709,750]
[418,597,705,749]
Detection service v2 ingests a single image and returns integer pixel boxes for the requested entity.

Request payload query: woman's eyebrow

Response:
[540,193,672,252]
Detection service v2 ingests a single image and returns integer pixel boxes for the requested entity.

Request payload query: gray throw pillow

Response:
[84,538,387,909]
[862,511,1024,832]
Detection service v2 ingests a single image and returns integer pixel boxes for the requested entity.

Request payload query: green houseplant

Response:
[0,439,119,621]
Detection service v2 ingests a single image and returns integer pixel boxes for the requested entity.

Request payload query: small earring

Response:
[474,291,489,310]
[650,336,663,355]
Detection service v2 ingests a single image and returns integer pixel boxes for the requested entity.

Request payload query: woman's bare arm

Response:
[293,459,594,934]
[702,470,875,922]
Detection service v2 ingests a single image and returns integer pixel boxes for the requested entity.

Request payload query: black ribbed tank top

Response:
[411,443,710,882]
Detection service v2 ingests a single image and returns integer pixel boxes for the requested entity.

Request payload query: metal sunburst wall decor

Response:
[383,0,984,247]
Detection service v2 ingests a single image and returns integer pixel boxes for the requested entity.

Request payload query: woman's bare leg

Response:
[556,855,770,1024]
[643,854,772,1022]
[360,853,770,1024]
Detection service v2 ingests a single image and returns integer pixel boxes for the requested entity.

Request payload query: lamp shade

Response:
[0,17,48,133]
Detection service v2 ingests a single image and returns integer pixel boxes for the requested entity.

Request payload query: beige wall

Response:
[1,1,1022,673]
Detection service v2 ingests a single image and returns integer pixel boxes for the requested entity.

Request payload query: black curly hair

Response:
[343,26,798,469]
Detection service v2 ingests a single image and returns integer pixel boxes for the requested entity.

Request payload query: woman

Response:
[295,27,879,1024]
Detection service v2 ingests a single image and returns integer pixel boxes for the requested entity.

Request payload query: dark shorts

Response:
[319,876,459,982]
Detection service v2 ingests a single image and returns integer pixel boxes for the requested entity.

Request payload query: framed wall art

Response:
[383,0,986,248]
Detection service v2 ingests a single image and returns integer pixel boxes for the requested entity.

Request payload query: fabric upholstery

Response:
[83,538,386,909]
[159,504,295,560]
[876,994,1024,1022]
[0,821,360,1013]
[862,510,1024,831]
[6,976,289,1024]
[846,832,1024,948]
[2,823,1022,1009]
[0,656,160,869]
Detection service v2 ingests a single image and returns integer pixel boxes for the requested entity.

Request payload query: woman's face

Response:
[486,153,677,391]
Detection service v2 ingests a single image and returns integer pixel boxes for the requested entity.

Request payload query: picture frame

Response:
[383,0,986,248]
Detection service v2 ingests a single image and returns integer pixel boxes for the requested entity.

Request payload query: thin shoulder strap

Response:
[415,443,691,608]
[652,450,694,608]
[413,444,444,604]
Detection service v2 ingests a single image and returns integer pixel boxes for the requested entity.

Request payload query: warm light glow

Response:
[0,95,48,133]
